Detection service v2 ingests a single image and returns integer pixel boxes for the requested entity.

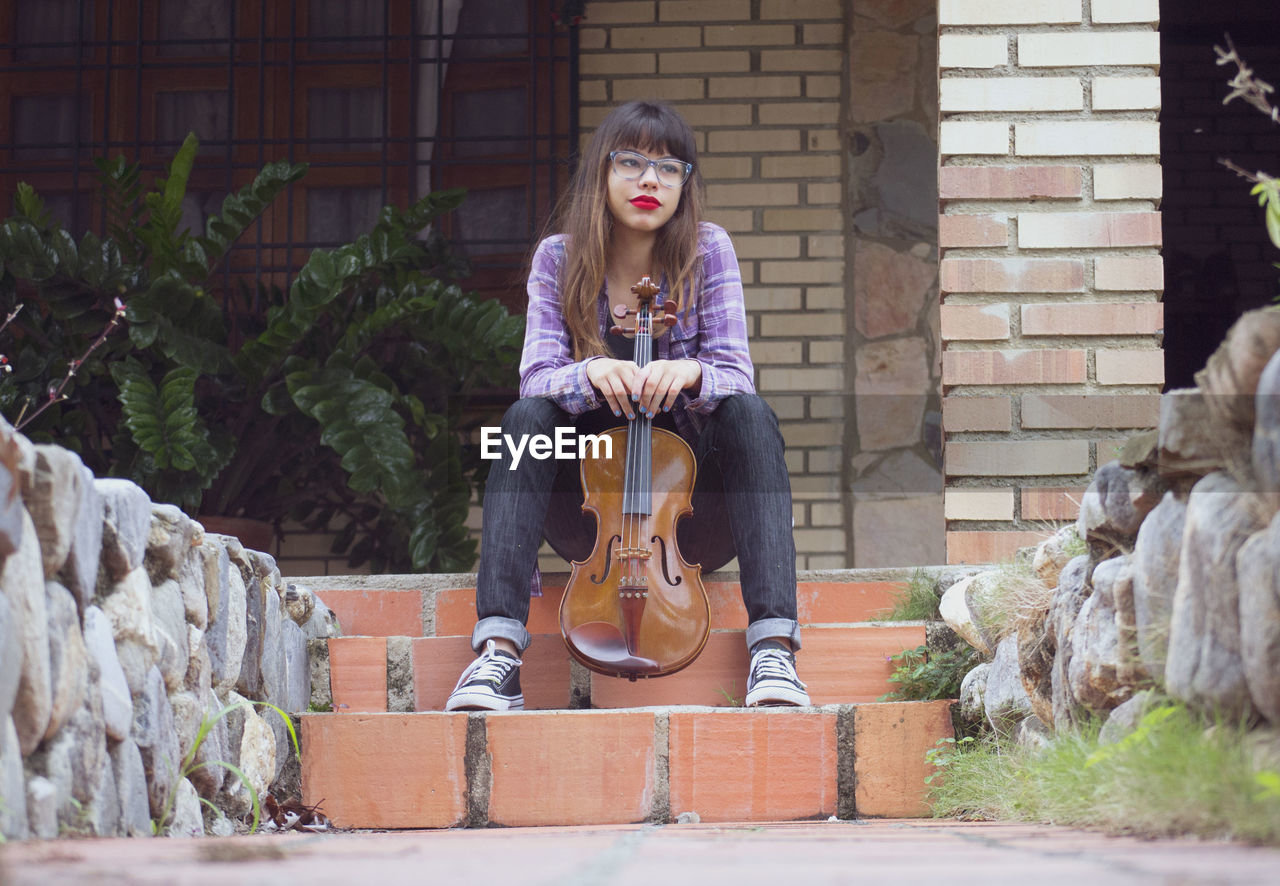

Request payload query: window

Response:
[0,0,576,307]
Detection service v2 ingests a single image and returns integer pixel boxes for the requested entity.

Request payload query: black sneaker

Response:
[745,641,810,707]
[444,639,524,711]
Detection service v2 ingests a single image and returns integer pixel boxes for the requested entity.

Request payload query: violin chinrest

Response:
[565,621,661,674]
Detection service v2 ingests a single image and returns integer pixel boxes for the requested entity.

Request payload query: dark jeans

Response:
[472,394,800,654]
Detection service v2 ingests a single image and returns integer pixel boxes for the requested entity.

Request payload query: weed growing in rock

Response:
[970,558,1055,646]
[880,570,940,621]
[879,643,982,702]
[152,699,300,836]
[924,698,1280,845]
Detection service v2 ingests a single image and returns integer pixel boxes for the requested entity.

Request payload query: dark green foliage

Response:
[878,643,984,702]
[0,134,522,572]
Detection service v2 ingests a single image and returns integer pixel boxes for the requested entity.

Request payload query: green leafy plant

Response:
[152,699,301,836]
[715,681,743,707]
[1,133,523,571]
[925,697,1280,845]
[878,643,983,702]
[923,735,977,785]
[879,570,941,621]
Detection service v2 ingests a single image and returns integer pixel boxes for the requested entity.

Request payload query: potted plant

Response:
[0,134,523,571]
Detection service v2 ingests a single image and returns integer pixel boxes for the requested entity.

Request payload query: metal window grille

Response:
[0,0,578,310]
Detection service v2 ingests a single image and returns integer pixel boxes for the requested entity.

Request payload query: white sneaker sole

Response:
[745,683,810,707]
[444,691,525,712]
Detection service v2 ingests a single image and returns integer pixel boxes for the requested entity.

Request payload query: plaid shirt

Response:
[518,222,756,441]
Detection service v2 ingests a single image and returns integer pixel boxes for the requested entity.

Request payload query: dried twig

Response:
[14,297,126,431]
[1216,157,1276,185]
[1215,33,1280,123]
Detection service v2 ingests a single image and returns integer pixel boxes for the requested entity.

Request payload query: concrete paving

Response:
[2,819,1279,885]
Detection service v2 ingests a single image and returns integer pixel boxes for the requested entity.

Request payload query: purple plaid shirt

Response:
[519,222,755,441]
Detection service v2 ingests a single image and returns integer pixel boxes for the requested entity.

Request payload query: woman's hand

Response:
[633,359,701,418]
[586,358,640,419]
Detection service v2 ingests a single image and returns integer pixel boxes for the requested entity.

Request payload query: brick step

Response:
[326,623,926,712]
[307,575,928,639]
[300,701,956,829]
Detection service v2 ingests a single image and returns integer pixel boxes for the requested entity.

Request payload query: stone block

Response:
[100,567,161,696]
[131,665,180,819]
[150,578,190,692]
[854,241,936,339]
[83,605,133,742]
[145,504,196,583]
[5,511,51,756]
[23,445,86,579]
[0,716,28,840]
[59,462,103,611]
[96,478,153,582]
[111,737,153,837]
[42,581,88,742]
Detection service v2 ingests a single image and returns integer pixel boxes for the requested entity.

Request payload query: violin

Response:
[559,277,710,680]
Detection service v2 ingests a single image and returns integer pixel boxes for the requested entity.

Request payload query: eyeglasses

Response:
[609,150,693,188]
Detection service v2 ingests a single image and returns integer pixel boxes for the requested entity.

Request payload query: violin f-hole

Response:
[590,534,621,584]
[650,534,682,587]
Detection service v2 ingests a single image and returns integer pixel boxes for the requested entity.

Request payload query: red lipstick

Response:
[630,196,661,209]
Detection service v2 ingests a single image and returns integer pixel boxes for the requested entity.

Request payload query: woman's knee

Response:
[715,394,778,427]
[705,394,782,448]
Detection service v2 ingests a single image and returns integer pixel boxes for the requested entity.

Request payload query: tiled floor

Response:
[3,819,1277,885]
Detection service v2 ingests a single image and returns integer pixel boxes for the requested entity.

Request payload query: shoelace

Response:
[750,648,807,687]
[457,645,521,689]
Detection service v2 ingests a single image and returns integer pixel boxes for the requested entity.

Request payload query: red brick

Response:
[938,165,1083,200]
[940,258,1085,293]
[942,396,1013,432]
[434,585,566,637]
[301,713,468,828]
[411,635,571,711]
[328,637,387,713]
[942,349,1087,385]
[800,625,926,705]
[1020,393,1161,429]
[1020,486,1087,520]
[1096,349,1164,385]
[946,440,1090,477]
[940,304,1011,341]
[1018,211,1162,249]
[796,581,908,622]
[668,710,837,821]
[939,214,1009,247]
[591,625,926,707]
[946,530,1054,564]
[1094,255,1165,290]
[486,711,656,826]
[1020,302,1163,336]
[319,588,423,636]
[853,700,955,818]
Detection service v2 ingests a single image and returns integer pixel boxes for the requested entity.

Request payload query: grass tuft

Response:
[926,697,1280,846]
[881,570,942,621]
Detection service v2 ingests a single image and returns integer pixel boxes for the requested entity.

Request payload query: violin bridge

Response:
[617,547,653,560]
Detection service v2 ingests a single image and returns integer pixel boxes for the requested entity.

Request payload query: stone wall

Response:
[948,309,1280,749]
[0,422,334,840]
[938,0,1166,564]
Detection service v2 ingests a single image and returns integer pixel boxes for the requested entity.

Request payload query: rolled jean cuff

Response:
[472,616,532,654]
[746,617,801,653]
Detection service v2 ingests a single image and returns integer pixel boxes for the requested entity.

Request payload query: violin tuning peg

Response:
[661,314,677,328]
[662,299,678,313]
[612,303,631,319]
[610,324,634,335]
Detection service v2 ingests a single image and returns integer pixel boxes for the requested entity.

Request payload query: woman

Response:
[446,100,808,710]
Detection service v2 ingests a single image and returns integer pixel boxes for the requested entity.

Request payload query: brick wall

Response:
[938,0,1164,563]
[573,0,849,571]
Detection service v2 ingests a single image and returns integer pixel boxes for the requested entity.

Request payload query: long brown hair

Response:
[551,101,706,360]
